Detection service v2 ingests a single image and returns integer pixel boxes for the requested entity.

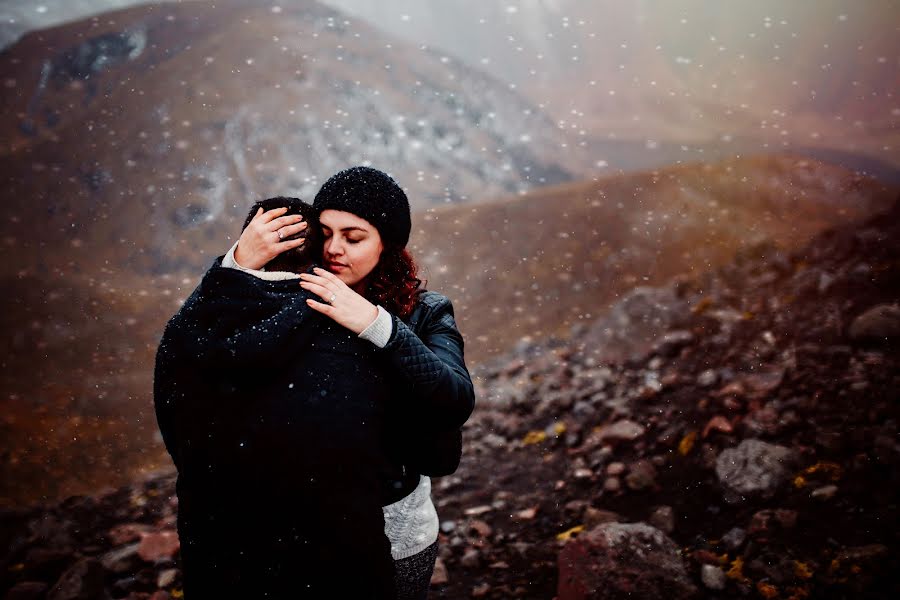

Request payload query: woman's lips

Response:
[326,262,347,271]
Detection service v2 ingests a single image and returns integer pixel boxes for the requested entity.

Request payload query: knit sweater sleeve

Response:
[376,294,475,431]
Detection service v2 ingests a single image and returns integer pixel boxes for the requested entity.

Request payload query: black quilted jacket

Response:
[379,288,475,479]
[153,257,474,598]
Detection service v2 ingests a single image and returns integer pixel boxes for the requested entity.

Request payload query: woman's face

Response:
[320,209,384,290]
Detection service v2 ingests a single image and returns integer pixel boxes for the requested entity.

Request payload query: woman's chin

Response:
[335,272,357,286]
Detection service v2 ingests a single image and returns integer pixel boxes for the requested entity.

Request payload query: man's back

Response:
[154,260,397,598]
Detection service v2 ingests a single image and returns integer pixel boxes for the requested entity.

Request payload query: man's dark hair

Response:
[241,196,323,273]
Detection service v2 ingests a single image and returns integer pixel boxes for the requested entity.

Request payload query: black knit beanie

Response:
[312,166,411,248]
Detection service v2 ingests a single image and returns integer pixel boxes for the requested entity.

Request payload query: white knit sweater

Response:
[221,241,439,559]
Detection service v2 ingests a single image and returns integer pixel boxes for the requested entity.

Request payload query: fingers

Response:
[299,280,332,301]
[312,266,343,285]
[298,272,337,289]
[258,206,289,224]
[299,273,338,297]
[306,298,334,315]
[281,237,307,251]
[269,214,305,230]
[276,221,308,239]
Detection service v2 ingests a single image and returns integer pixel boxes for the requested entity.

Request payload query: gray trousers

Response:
[393,541,439,600]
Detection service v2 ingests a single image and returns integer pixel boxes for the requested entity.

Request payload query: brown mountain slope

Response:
[412,154,898,362]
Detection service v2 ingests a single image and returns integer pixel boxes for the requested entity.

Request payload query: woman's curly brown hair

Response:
[362,244,424,319]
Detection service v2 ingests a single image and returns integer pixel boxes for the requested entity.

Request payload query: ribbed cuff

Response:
[358,305,393,348]
[223,240,263,272]
[222,240,301,281]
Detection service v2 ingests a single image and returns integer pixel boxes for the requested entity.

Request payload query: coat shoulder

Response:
[416,290,451,309]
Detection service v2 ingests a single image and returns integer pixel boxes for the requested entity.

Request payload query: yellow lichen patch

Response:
[171,590,184,599]
[828,558,840,573]
[742,310,755,319]
[556,525,585,542]
[793,475,807,488]
[793,561,813,580]
[522,430,547,446]
[802,461,842,481]
[726,557,747,581]
[756,581,779,599]
[678,431,697,456]
[718,552,730,565]
[552,422,567,436]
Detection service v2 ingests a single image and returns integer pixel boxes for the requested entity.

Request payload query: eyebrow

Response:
[321,225,368,233]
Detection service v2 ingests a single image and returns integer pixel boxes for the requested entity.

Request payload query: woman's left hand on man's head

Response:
[299,267,379,334]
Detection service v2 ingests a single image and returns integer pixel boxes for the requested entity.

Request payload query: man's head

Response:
[241,196,322,273]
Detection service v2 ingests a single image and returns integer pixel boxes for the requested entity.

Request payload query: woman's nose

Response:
[326,237,343,256]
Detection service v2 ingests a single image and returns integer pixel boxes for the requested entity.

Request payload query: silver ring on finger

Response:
[329,293,337,304]
[276,229,284,241]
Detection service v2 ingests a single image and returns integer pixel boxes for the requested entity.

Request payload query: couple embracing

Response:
[154,166,475,599]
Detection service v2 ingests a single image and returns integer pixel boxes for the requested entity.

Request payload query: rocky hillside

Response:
[0,0,576,275]
[2,198,897,598]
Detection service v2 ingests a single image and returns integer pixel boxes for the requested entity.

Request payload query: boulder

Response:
[849,303,900,343]
[715,439,795,501]
[557,522,696,600]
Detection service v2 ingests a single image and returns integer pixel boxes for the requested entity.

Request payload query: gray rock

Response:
[811,484,838,500]
[440,520,457,533]
[648,505,675,534]
[836,543,888,564]
[597,419,646,443]
[99,542,141,574]
[625,459,658,491]
[701,564,727,590]
[460,547,482,568]
[606,462,626,476]
[697,369,719,387]
[652,330,694,358]
[582,286,692,364]
[583,507,622,529]
[484,379,527,411]
[482,433,508,450]
[849,303,900,342]
[721,527,747,551]
[157,568,178,588]
[715,439,795,501]
[48,558,111,600]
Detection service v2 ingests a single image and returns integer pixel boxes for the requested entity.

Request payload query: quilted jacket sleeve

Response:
[378,292,475,431]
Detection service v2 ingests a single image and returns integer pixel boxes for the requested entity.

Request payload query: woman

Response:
[155,167,474,599]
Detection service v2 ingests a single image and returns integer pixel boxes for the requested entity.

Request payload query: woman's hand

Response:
[233,207,308,270]
[299,267,379,334]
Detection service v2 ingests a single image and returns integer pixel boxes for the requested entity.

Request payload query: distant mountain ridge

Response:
[0,0,580,275]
